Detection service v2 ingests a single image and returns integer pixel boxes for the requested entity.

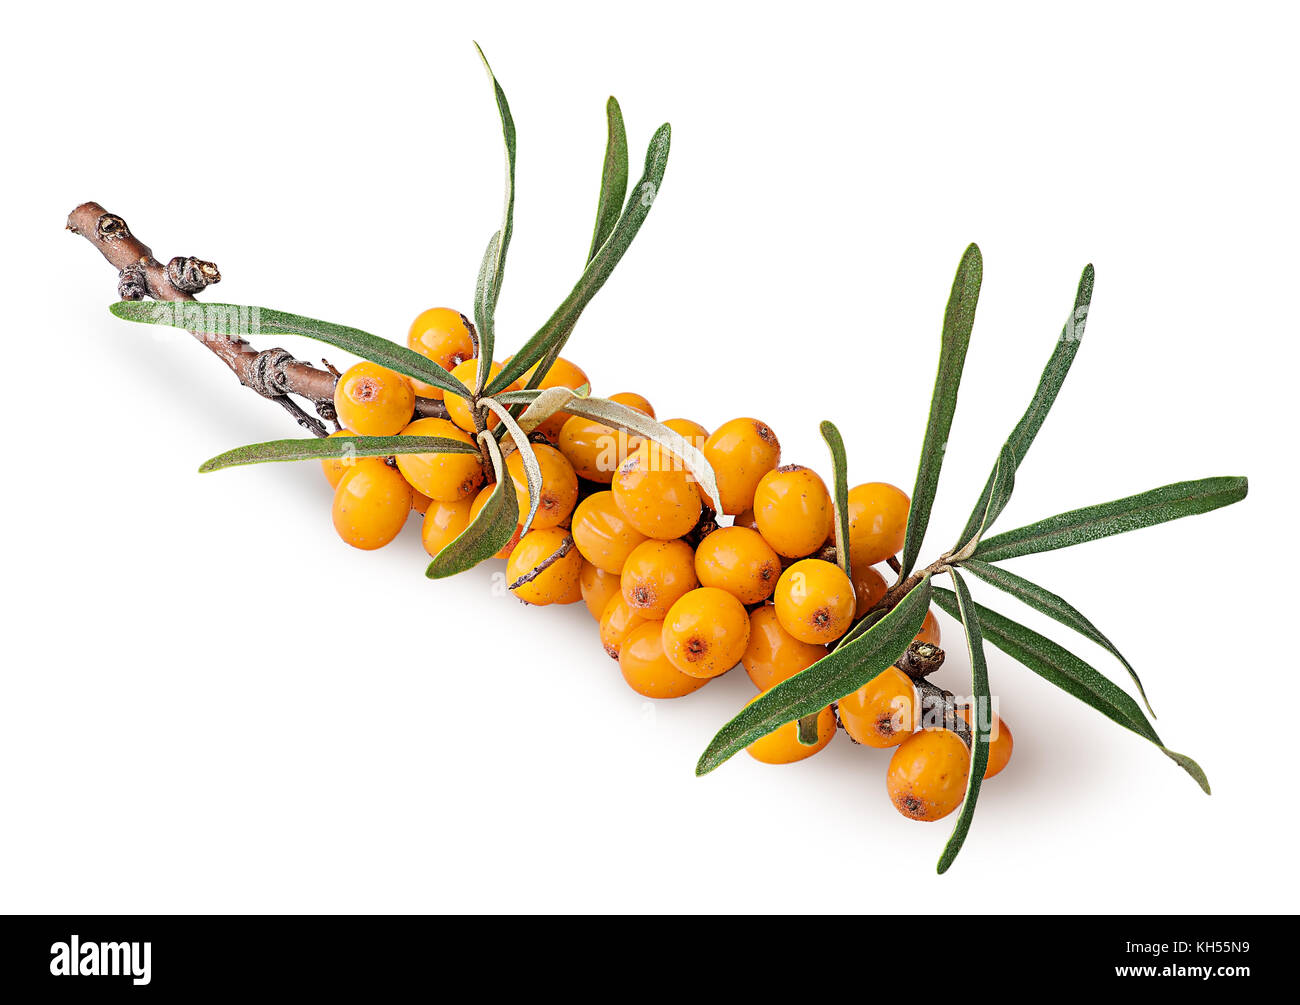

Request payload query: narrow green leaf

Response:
[956,264,1095,549]
[932,587,1208,793]
[514,386,588,435]
[472,42,517,385]
[108,301,470,398]
[473,232,501,387]
[562,397,721,513]
[487,122,672,395]
[426,431,519,579]
[899,243,982,579]
[588,96,629,264]
[820,420,851,579]
[951,442,1015,560]
[696,577,932,776]
[974,476,1248,563]
[481,399,542,535]
[832,606,889,652]
[198,434,478,473]
[959,558,1155,717]
[936,568,991,874]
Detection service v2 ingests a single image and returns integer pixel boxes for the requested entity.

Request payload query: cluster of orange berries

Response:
[323,306,1013,823]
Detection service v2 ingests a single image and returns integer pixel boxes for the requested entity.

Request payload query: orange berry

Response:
[421,497,474,559]
[556,573,584,606]
[321,428,360,488]
[753,464,833,558]
[332,458,413,550]
[608,391,654,418]
[958,707,1013,778]
[620,539,697,619]
[773,558,856,644]
[847,482,911,567]
[745,698,836,764]
[916,609,942,647]
[469,483,521,559]
[742,607,827,691]
[333,362,415,437]
[407,308,476,399]
[887,728,970,821]
[521,357,591,440]
[505,443,579,530]
[444,359,521,433]
[599,595,649,659]
[702,418,781,515]
[660,587,750,680]
[557,415,626,483]
[733,508,759,532]
[838,667,917,748]
[570,491,649,574]
[611,440,702,540]
[394,417,484,501]
[580,562,622,621]
[693,526,781,604]
[619,622,708,699]
[851,561,888,618]
[506,528,582,606]
[661,418,710,450]
[411,490,433,516]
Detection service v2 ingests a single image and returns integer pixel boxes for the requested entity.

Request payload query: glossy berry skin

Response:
[444,359,521,433]
[506,528,582,606]
[570,491,649,575]
[661,418,709,449]
[333,362,415,437]
[420,496,474,559]
[612,441,702,541]
[332,458,413,550]
[694,526,781,604]
[599,594,649,659]
[851,562,888,619]
[521,357,591,441]
[958,707,1013,778]
[608,391,654,418]
[774,559,856,644]
[621,539,697,619]
[321,428,360,489]
[557,416,625,483]
[411,491,433,516]
[505,443,579,530]
[732,508,760,532]
[887,728,970,821]
[470,484,521,559]
[745,698,836,764]
[580,562,621,621]
[838,666,917,748]
[847,482,911,567]
[619,622,708,699]
[407,308,475,399]
[702,418,781,515]
[742,607,827,691]
[753,465,834,558]
[660,587,751,680]
[394,417,484,502]
[556,573,584,606]
[916,610,941,647]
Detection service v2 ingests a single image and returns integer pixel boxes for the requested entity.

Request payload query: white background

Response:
[3,2,1295,913]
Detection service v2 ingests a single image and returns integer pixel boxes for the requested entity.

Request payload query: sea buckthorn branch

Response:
[66,202,450,435]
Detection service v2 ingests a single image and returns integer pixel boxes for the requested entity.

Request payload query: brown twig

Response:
[66,202,448,436]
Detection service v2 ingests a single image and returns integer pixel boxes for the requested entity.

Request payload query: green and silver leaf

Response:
[472,42,517,383]
[974,476,1248,563]
[696,576,932,776]
[513,386,588,435]
[588,96,629,264]
[481,398,543,535]
[198,434,478,473]
[900,243,983,580]
[426,430,519,580]
[820,420,852,579]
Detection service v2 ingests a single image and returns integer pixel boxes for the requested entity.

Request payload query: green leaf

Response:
[696,576,932,776]
[936,568,991,875]
[931,587,1208,793]
[562,397,721,512]
[899,243,982,579]
[956,264,1095,549]
[480,399,542,535]
[959,558,1154,717]
[820,420,851,579]
[832,605,889,652]
[198,434,478,473]
[588,97,629,264]
[487,122,672,395]
[426,431,519,579]
[951,442,1015,560]
[974,476,1248,563]
[513,386,589,435]
[108,301,470,399]
[472,42,517,384]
